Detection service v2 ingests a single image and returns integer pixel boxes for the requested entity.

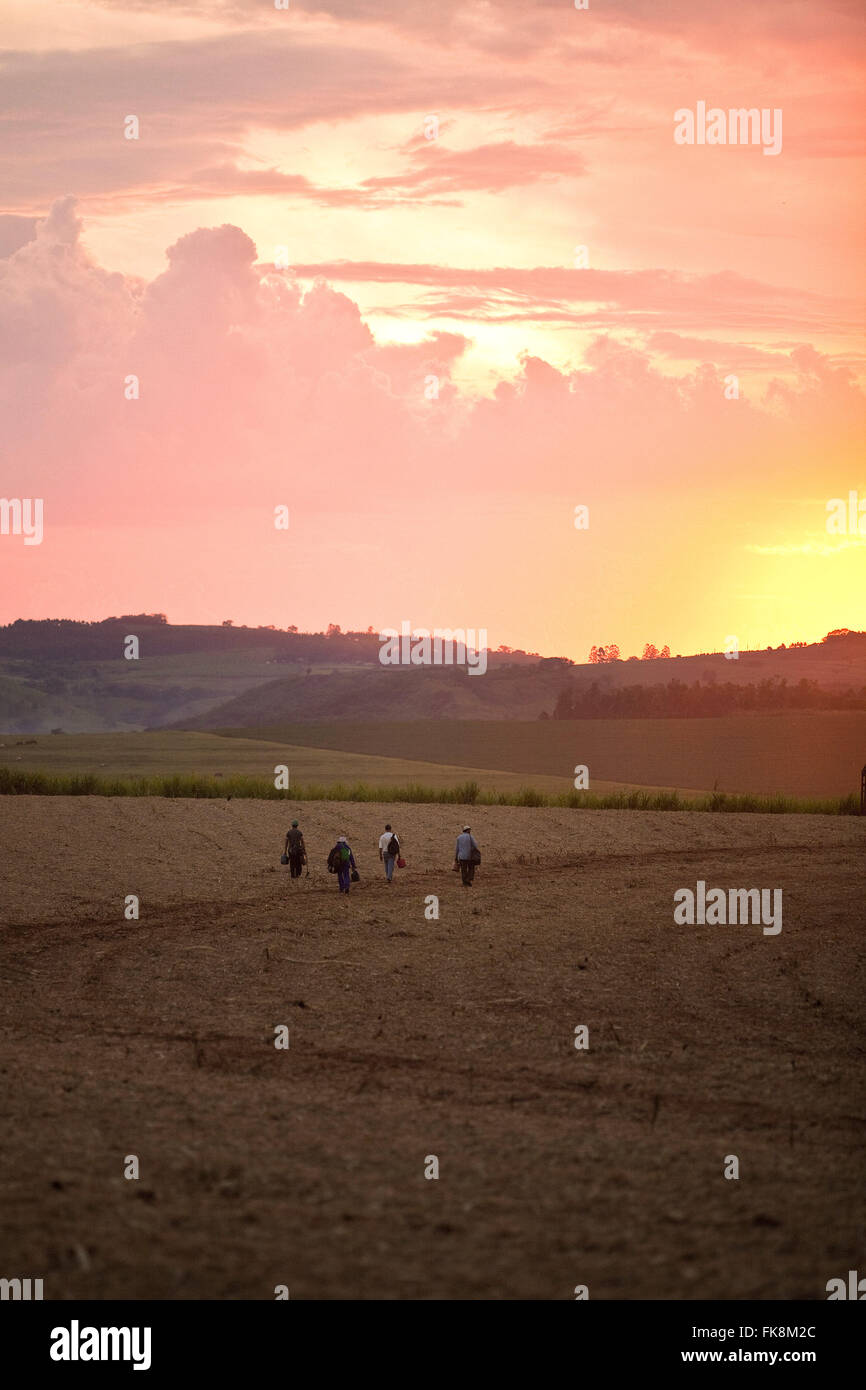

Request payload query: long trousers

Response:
[459,860,475,885]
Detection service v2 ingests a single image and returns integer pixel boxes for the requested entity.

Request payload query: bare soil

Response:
[1,797,864,1300]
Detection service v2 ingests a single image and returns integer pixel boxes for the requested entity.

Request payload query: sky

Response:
[0,0,864,660]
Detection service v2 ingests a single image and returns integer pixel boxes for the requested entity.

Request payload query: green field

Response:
[209,713,866,800]
[3,713,865,806]
[0,730,651,799]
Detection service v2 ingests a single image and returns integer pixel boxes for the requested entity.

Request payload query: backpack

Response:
[387,834,399,856]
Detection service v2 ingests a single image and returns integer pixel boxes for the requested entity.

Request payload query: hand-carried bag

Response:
[397,856,406,869]
[280,853,289,865]
[469,846,481,865]
[350,867,360,882]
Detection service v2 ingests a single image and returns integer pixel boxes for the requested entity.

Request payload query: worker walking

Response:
[328,835,357,895]
[378,823,400,883]
[284,820,307,879]
[454,824,480,887]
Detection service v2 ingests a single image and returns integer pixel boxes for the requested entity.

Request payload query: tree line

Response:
[550,676,866,719]
[0,618,545,666]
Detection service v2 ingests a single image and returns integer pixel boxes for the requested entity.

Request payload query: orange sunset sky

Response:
[0,0,864,660]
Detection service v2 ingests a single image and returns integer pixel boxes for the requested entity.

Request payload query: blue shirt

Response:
[455,832,478,861]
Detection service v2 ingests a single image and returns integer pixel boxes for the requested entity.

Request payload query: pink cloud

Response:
[0,31,543,207]
[87,0,866,63]
[2,198,862,653]
[282,261,845,335]
[646,332,800,368]
[359,141,587,199]
[1,200,861,524]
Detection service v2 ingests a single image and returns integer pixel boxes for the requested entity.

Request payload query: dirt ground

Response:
[1,796,864,1300]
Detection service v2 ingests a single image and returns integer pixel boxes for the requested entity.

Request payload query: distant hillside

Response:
[1,618,863,732]
[0,649,281,735]
[176,634,866,730]
[577,631,866,693]
[173,665,560,727]
[0,616,541,666]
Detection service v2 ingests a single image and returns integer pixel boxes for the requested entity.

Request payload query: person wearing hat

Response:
[284,820,307,880]
[454,824,480,887]
[327,835,357,895]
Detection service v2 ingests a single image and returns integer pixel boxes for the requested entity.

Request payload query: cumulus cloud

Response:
[0,215,39,259]
[2,200,863,536]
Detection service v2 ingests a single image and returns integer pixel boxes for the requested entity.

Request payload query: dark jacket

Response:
[328,842,356,871]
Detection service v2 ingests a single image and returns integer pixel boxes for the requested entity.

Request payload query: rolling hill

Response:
[1,618,863,733]
[175,637,866,730]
